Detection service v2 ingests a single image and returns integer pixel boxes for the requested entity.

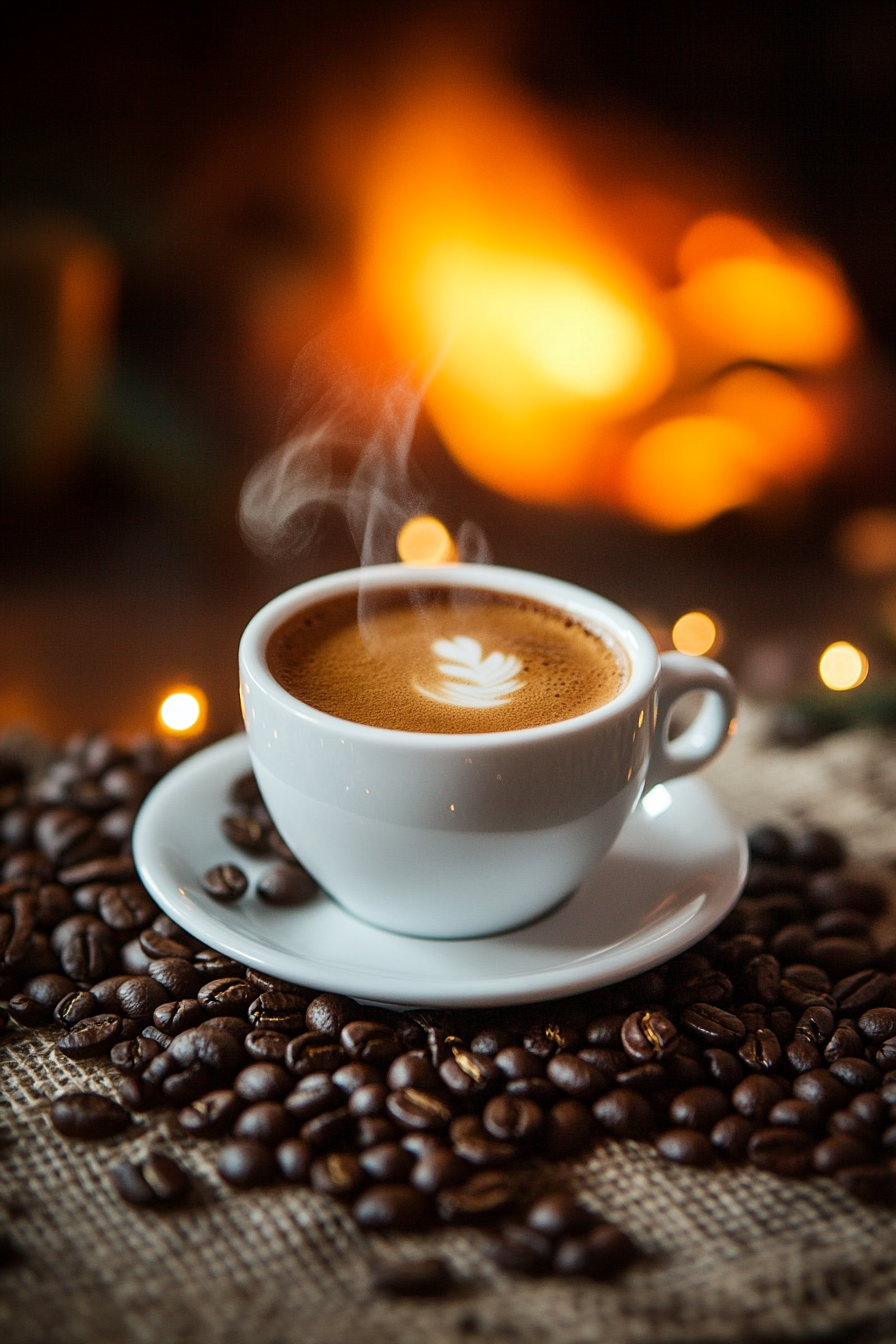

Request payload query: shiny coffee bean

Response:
[656,1128,714,1166]
[546,1054,607,1100]
[469,1028,514,1057]
[354,1184,432,1230]
[823,1023,863,1062]
[305,992,358,1038]
[593,1089,654,1139]
[285,1031,345,1077]
[347,1083,389,1117]
[300,1108,353,1148]
[482,1095,543,1143]
[411,1147,471,1194]
[57,1014,122,1060]
[768,1098,823,1131]
[341,1021,401,1065]
[332,1062,383,1094]
[828,1058,881,1091]
[276,1138,313,1183]
[201,864,248,902]
[218,1139,278,1187]
[178,1089,242,1137]
[668,1086,730,1132]
[495,1046,546,1079]
[234,1062,293,1103]
[812,1135,874,1173]
[703,1049,744,1090]
[244,1029,290,1064]
[52,990,101,1031]
[527,1193,593,1238]
[50,1091,131,1139]
[485,1224,553,1276]
[439,1051,498,1096]
[747,1127,814,1177]
[680,1004,745,1049]
[553,1224,637,1279]
[197,977,253,1016]
[256,864,316,906]
[620,1010,678,1063]
[285,1074,344,1122]
[436,1171,515,1224]
[388,1051,439,1091]
[233,1101,293,1146]
[356,1117,399,1148]
[247,991,308,1036]
[710,1115,756,1159]
[153,999,204,1035]
[111,1152,189,1206]
[149,958,202,999]
[359,1142,415,1183]
[792,1069,851,1114]
[110,1036,162,1075]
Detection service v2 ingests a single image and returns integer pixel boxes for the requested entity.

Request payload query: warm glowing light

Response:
[158,688,207,734]
[707,367,830,482]
[674,256,857,368]
[818,642,868,691]
[836,509,896,577]
[397,515,457,565]
[676,213,780,277]
[620,415,766,530]
[672,611,719,656]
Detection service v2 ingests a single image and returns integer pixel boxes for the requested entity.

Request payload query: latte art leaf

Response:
[416,637,524,708]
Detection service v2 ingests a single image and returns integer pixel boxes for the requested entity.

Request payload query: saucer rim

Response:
[133,734,747,1006]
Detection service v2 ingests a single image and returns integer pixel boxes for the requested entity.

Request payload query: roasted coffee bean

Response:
[388,1051,440,1091]
[505,1077,561,1108]
[353,1183,431,1230]
[542,1099,592,1159]
[731,1075,786,1122]
[469,1028,514,1057]
[201,864,248,902]
[115,976,170,1023]
[310,1152,366,1198]
[738,1028,782,1074]
[615,1063,666,1092]
[748,825,792,864]
[585,1015,626,1048]
[812,1135,874,1173]
[6,993,49,1027]
[523,1023,580,1058]
[526,1192,592,1238]
[111,1152,189,1206]
[485,1224,553,1276]
[300,1108,353,1148]
[234,1062,293,1103]
[57,1013,121,1060]
[703,1049,744,1090]
[495,1046,546,1079]
[247,991,308,1036]
[91,975,131,1013]
[347,1083,389,1117]
[545,1054,607,1100]
[98,806,138,845]
[411,1147,471,1194]
[285,1073,344,1122]
[229,771,262,807]
[275,1137,313,1183]
[790,828,844,871]
[796,1004,836,1044]
[50,914,117,982]
[670,970,732,1009]
[221,814,269,855]
[341,1021,402,1065]
[244,1029,290,1064]
[747,1127,813,1177]
[835,1164,896,1204]
[767,1007,796,1046]
[810,939,875,980]
[784,963,832,993]
[823,1024,864,1063]
[739,954,781,1005]
[169,1025,242,1075]
[876,1038,896,1070]
[792,1069,851,1114]
[152,999,204,1035]
[668,1086,730,1132]
[440,1051,498,1096]
[771,924,816,962]
[807,872,885,916]
[139,929,193,961]
[256,864,316,906]
[233,1101,293,1146]
[194,976,252,1017]
[858,1007,896,1044]
[816,909,872,938]
[54,989,99,1027]
[768,1098,823,1131]
[19,973,74,1015]
[482,1095,543,1143]
[285,1031,345,1077]
[849,1091,886,1126]
[98,884,156,933]
[828,1058,881,1091]
[680,1004,745,1049]
[663,1054,707,1089]
[148,958,202,999]
[553,1224,637,1279]
[202,1015,248,1042]
[305,992,358,1038]
[373,1257,453,1297]
[161,1062,215,1107]
[436,1171,514,1224]
[178,1089,242,1137]
[620,1010,679,1063]
[356,1117,399,1148]
[110,1036,162,1075]
[193,950,241,982]
[218,1139,278,1187]
[332,1062,383,1094]
[593,1089,654,1139]
[141,1025,174,1051]
[359,1142,415,1183]
[451,1115,518,1167]
[656,1128,714,1166]
[50,1091,131,1139]
[710,1115,756,1159]
[778,980,836,1012]
[35,809,96,865]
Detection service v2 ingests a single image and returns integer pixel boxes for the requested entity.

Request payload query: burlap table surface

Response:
[4,703,896,1344]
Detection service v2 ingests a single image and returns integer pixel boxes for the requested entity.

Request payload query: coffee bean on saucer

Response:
[50,1091,131,1139]
[373,1257,453,1296]
[229,772,263,808]
[221,815,269,855]
[202,864,248,902]
[111,1152,189,1206]
[257,864,316,906]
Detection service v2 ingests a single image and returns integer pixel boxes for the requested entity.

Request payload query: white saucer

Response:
[132,735,747,1008]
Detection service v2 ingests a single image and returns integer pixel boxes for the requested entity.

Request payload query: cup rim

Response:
[239,563,659,748]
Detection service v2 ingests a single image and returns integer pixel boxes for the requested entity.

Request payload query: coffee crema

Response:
[266,586,629,734]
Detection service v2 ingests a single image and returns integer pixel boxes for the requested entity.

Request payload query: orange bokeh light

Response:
[397,515,457,565]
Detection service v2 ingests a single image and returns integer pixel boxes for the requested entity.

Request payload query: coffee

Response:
[266,586,628,733]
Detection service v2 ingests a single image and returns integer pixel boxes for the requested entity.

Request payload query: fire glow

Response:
[353,71,860,530]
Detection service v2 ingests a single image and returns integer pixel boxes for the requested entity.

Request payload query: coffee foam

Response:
[267,586,629,734]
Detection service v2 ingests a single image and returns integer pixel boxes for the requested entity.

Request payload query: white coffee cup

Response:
[239,563,737,938]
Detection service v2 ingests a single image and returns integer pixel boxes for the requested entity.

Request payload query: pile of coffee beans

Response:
[5,737,896,1292]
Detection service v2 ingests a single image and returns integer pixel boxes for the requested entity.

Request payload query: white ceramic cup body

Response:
[239,563,737,938]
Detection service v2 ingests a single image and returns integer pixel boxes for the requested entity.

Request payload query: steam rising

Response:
[239,334,490,568]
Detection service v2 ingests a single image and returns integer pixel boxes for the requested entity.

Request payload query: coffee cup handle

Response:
[644,651,738,790]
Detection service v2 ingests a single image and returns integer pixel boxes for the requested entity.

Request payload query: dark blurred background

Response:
[2,1,896,739]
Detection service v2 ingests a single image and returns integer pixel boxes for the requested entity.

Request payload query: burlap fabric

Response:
[4,703,896,1344]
